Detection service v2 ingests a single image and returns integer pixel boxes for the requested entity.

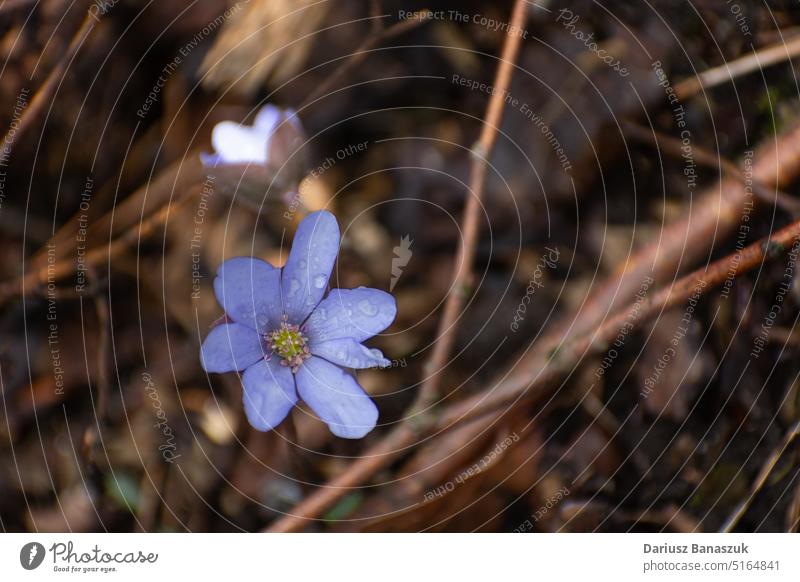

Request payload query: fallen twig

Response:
[412,0,529,413]
[1,11,96,153]
[622,120,800,216]
[674,34,800,100]
[0,195,194,303]
[721,419,800,532]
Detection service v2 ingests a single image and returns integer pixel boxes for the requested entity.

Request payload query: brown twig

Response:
[555,121,800,356]
[674,34,800,100]
[29,154,205,273]
[1,11,96,153]
[266,424,416,532]
[622,120,800,216]
[721,419,800,532]
[0,196,193,303]
[80,284,111,489]
[93,288,111,424]
[413,0,528,412]
[441,217,800,428]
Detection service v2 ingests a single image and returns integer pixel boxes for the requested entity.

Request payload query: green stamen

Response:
[267,320,310,372]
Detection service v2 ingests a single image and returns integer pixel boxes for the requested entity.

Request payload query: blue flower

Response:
[199,210,397,438]
[201,104,303,167]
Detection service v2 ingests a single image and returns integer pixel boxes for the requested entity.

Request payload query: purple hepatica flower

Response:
[200,210,396,438]
[200,104,302,167]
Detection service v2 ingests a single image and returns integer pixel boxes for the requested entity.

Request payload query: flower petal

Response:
[214,257,282,333]
[242,359,297,431]
[296,356,378,439]
[284,108,303,132]
[281,210,340,323]
[200,152,222,167]
[284,107,303,132]
[211,120,269,164]
[253,104,281,132]
[310,337,390,369]
[305,287,396,343]
[200,323,265,373]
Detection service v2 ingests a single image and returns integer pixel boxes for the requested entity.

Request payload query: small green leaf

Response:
[105,472,140,512]
[323,492,363,521]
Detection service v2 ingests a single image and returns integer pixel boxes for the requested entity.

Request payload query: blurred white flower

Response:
[201,104,302,167]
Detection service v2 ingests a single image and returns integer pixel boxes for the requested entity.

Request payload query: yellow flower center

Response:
[267,321,309,372]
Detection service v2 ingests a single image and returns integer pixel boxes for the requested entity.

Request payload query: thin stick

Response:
[93,288,111,425]
[1,12,96,153]
[414,0,528,412]
[674,34,800,100]
[721,419,800,532]
[441,218,800,428]
[559,121,800,354]
[622,121,800,215]
[0,196,192,302]
[79,286,111,481]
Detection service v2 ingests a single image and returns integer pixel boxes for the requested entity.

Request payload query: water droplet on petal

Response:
[287,278,300,297]
[314,275,327,289]
[358,299,377,316]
